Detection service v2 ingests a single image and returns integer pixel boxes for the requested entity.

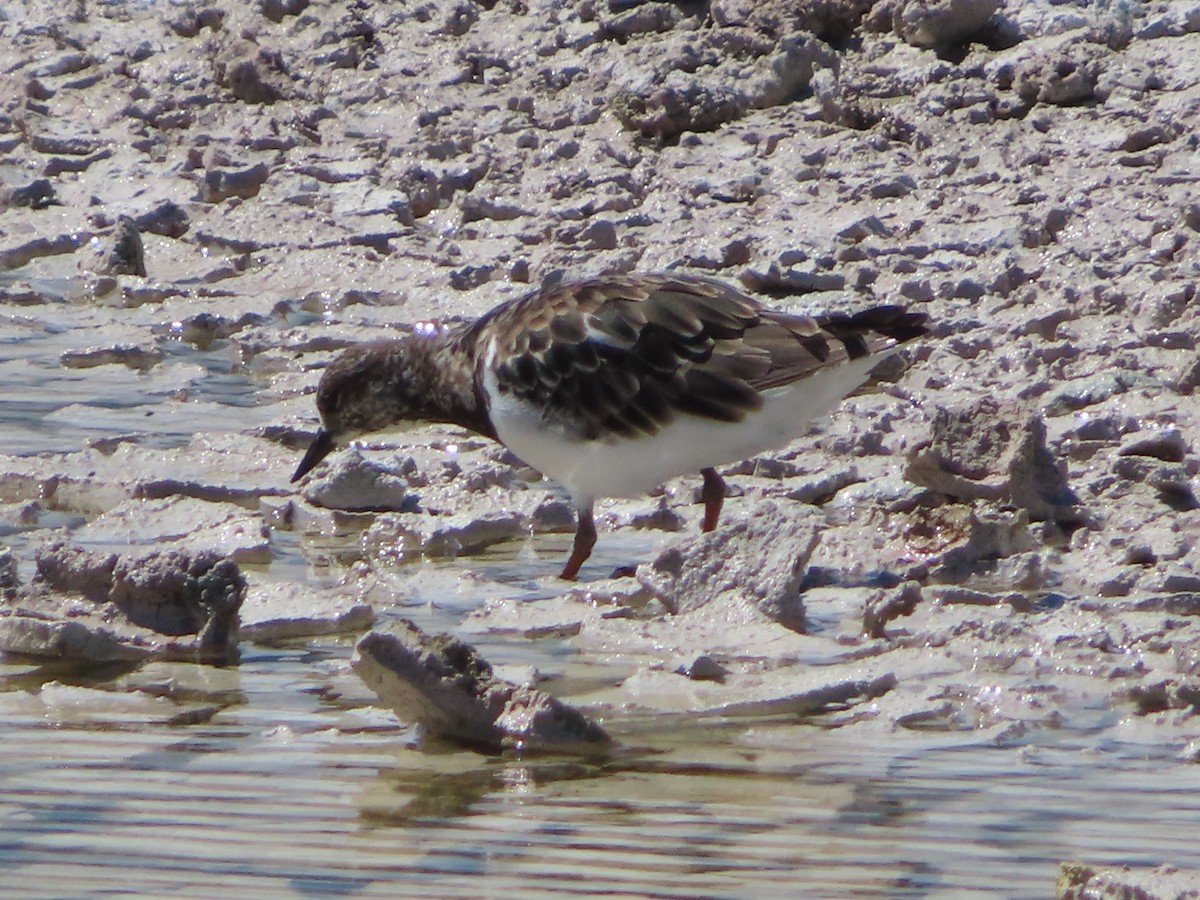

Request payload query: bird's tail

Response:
[817,305,929,360]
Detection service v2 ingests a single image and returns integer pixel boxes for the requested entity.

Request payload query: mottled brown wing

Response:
[477,273,925,441]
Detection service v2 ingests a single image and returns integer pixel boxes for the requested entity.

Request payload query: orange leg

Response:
[560,500,597,580]
[701,467,725,532]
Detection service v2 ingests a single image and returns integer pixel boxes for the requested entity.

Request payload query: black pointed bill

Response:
[291,429,335,482]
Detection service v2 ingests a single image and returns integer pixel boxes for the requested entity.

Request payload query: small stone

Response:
[60,344,163,371]
[222,55,285,104]
[1121,124,1175,152]
[1117,428,1188,463]
[582,219,618,250]
[136,201,190,238]
[8,179,57,209]
[199,163,271,203]
[260,0,309,23]
[604,2,682,38]
[1013,47,1101,107]
[869,175,917,199]
[169,7,224,36]
[678,654,727,682]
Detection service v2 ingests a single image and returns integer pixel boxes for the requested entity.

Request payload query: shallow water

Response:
[4,630,1199,899]
[2,299,1198,897]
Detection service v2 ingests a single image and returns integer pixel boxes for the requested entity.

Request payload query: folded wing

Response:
[479,274,927,441]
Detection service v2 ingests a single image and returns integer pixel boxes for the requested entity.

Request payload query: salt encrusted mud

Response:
[1,0,1200,888]
[240,579,375,641]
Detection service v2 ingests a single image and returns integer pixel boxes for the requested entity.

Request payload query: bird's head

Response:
[290,340,423,482]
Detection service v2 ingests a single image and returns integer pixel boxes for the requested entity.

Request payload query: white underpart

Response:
[482,339,892,504]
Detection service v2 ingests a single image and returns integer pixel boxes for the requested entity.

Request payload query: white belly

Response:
[484,351,889,502]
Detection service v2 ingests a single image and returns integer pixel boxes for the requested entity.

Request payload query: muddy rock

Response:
[676,653,728,681]
[709,0,875,42]
[60,344,164,371]
[199,162,272,203]
[105,215,147,276]
[352,619,612,753]
[261,0,310,24]
[1011,39,1104,106]
[1111,455,1198,512]
[134,200,191,239]
[862,580,923,638]
[0,543,244,663]
[168,7,225,37]
[619,664,897,716]
[891,0,1001,49]
[212,38,291,104]
[464,578,653,639]
[31,543,117,601]
[2,680,223,728]
[600,2,687,40]
[299,447,412,512]
[6,178,57,209]
[909,503,1042,583]
[0,546,20,599]
[0,233,84,270]
[1117,427,1190,464]
[905,399,1079,521]
[610,30,834,138]
[363,507,528,563]
[636,501,819,630]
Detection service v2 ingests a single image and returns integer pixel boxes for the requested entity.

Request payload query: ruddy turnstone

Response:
[292,273,927,579]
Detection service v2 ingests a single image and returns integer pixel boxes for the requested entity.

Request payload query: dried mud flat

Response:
[2,0,1200,894]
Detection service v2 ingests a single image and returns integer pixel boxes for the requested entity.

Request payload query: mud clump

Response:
[0,543,245,664]
[105,215,146,277]
[637,501,818,629]
[905,399,1079,522]
[710,0,876,43]
[888,0,1001,50]
[353,619,612,754]
[610,30,834,138]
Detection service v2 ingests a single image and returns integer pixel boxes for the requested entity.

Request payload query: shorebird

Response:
[292,273,927,579]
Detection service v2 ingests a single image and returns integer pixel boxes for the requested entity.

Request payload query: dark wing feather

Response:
[476,273,926,441]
